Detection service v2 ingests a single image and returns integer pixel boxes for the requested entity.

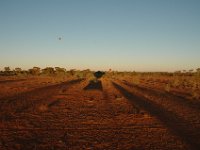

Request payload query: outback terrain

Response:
[0,72,200,150]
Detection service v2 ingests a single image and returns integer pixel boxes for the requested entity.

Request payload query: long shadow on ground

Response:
[84,80,103,91]
[112,81,200,150]
[122,80,200,111]
[0,78,84,114]
[0,79,27,84]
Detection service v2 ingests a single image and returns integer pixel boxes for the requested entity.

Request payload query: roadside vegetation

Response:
[105,68,200,100]
[0,67,200,149]
[0,66,199,100]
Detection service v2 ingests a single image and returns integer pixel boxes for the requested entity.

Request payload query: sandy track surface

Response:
[0,77,199,149]
[113,79,200,150]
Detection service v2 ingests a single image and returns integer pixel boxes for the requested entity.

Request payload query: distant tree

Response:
[4,67,10,72]
[174,71,182,76]
[14,67,22,75]
[28,69,34,75]
[3,67,16,76]
[182,70,187,73]
[33,67,41,75]
[75,71,84,79]
[15,68,22,72]
[55,67,66,74]
[69,69,76,76]
[21,70,29,76]
[28,67,40,75]
[189,69,194,73]
[83,69,91,73]
[3,67,11,75]
[82,69,93,78]
[42,67,55,75]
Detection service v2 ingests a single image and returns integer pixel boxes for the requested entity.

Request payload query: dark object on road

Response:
[94,71,105,79]
[84,80,103,91]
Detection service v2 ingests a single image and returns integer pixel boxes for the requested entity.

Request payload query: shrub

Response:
[75,71,84,79]
[42,67,55,75]
[165,84,171,92]
[28,67,40,75]
[4,67,10,72]
[55,67,66,74]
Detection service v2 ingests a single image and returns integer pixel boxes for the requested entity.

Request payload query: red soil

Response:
[0,76,199,150]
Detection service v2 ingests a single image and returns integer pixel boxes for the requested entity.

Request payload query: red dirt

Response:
[0,76,199,149]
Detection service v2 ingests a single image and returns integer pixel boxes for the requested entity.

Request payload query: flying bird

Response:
[58,37,62,40]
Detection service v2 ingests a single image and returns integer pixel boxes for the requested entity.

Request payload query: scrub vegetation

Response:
[0,67,200,149]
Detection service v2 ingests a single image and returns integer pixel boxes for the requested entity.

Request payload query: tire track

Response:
[120,80,200,147]
[112,81,199,150]
[123,80,200,110]
[0,79,84,117]
[0,79,87,150]
[0,77,192,149]
[0,79,27,84]
[101,79,188,150]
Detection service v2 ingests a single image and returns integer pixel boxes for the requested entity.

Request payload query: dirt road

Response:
[0,77,199,149]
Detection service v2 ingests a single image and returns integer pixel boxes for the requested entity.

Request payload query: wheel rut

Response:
[112,80,199,150]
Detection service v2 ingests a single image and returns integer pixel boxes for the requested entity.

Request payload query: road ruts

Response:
[99,78,188,150]
[0,78,85,150]
[0,77,192,150]
[113,79,200,150]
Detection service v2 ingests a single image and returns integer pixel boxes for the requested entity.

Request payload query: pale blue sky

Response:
[0,0,200,71]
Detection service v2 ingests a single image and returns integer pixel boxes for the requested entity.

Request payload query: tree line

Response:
[0,66,200,77]
[0,67,93,78]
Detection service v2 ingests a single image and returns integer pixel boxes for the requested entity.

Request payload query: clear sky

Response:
[0,0,200,71]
